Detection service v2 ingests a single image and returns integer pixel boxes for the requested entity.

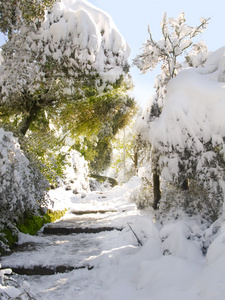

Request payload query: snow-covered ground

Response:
[1,177,225,299]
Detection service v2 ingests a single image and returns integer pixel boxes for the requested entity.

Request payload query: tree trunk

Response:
[134,150,138,171]
[19,103,41,135]
[153,173,161,210]
[181,179,189,191]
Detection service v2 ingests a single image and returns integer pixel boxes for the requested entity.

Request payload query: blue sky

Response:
[88,0,225,107]
[1,0,224,107]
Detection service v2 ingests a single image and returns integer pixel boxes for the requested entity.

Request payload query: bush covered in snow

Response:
[0,128,48,251]
[129,167,153,209]
[133,47,225,223]
[60,147,90,196]
[149,47,225,221]
[155,181,213,224]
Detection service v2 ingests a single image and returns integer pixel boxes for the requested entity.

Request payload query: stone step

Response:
[43,226,123,235]
[5,265,94,276]
[70,210,117,215]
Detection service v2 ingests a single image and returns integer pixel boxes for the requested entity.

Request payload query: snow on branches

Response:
[150,47,225,220]
[134,11,209,75]
[0,128,48,228]
[133,11,209,108]
[0,0,130,104]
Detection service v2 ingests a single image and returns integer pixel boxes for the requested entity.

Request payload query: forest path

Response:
[0,181,154,299]
[0,189,139,276]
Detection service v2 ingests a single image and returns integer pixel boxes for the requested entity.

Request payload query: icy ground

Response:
[2,177,225,300]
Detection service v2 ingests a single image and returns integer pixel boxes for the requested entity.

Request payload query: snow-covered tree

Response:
[57,146,90,195]
[150,47,225,221]
[0,128,48,251]
[0,0,55,38]
[108,123,141,183]
[134,11,209,110]
[0,0,130,135]
[133,12,209,208]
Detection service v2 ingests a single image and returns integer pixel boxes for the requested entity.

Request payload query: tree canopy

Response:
[0,0,131,134]
[0,0,136,182]
[149,47,225,220]
[0,0,55,38]
[134,12,209,111]
[133,11,210,209]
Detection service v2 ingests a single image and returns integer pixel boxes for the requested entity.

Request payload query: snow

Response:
[138,47,225,193]
[43,0,130,76]
[1,177,225,299]
[58,147,90,195]
[0,129,47,228]
[2,5,225,299]
[151,66,225,149]
[1,0,130,99]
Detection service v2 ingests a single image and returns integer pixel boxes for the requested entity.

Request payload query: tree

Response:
[133,11,209,208]
[149,47,225,221]
[0,0,55,38]
[0,0,137,184]
[0,128,48,241]
[66,81,137,173]
[134,12,209,109]
[107,119,142,183]
[0,0,130,136]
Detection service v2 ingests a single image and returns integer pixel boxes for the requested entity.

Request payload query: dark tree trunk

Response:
[19,103,41,135]
[134,151,138,171]
[181,179,189,191]
[153,173,161,210]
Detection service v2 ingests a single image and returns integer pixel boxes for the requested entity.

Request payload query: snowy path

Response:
[0,181,150,299]
[1,180,225,299]
[1,211,125,273]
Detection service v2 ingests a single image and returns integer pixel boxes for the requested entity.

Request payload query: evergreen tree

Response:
[0,0,136,181]
[0,128,48,229]
[0,0,130,136]
[0,0,55,38]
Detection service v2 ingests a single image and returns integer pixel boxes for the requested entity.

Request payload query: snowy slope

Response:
[2,178,225,299]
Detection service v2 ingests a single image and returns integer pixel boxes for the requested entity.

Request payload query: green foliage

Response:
[1,47,136,175]
[57,78,135,138]
[17,209,67,235]
[0,209,66,253]
[68,83,137,172]
[21,132,66,187]
[0,114,66,187]
[0,0,136,175]
[17,215,44,235]
[90,139,112,172]
[111,130,138,178]
[19,0,55,24]
[42,209,67,223]
[0,0,55,38]
[0,228,18,253]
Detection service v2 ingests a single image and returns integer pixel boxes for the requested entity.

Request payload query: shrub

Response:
[0,128,49,252]
[17,209,67,236]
